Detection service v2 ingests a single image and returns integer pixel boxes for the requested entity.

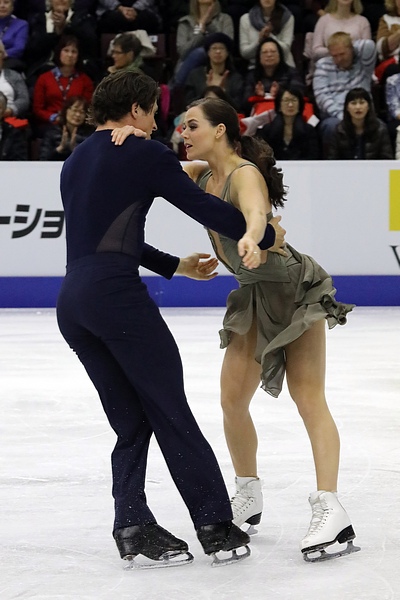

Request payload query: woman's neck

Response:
[59,65,75,76]
[209,61,226,75]
[207,148,242,183]
[198,5,210,20]
[352,118,365,135]
[283,114,296,126]
[264,66,276,78]
[262,7,273,17]
[335,4,353,19]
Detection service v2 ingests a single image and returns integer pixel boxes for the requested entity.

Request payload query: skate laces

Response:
[307,498,331,537]
[230,490,254,516]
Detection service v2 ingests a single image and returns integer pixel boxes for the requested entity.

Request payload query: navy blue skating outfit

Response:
[57,131,276,532]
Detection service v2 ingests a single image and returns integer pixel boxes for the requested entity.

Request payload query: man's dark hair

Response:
[89,71,160,125]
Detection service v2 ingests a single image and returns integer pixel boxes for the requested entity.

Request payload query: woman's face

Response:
[0,0,13,19]
[207,42,228,65]
[66,101,86,127]
[60,43,79,67]
[111,44,133,69]
[280,91,300,117]
[346,97,369,121]
[181,105,218,161]
[260,41,280,70]
[337,0,354,9]
[259,0,276,11]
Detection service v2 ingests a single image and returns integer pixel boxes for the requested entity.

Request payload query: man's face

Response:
[51,0,71,13]
[329,43,353,70]
[0,0,13,19]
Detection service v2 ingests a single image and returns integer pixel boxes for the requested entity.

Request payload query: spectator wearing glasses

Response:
[257,85,321,159]
[39,94,94,160]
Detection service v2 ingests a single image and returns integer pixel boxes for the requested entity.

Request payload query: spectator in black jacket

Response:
[39,95,93,160]
[327,87,393,159]
[26,0,98,72]
[258,85,321,159]
[242,37,304,115]
[0,91,29,160]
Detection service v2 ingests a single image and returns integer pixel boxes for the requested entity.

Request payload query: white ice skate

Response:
[231,477,263,534]
[300,491,361,563]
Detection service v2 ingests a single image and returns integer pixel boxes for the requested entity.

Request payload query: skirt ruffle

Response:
[219,248,354,398]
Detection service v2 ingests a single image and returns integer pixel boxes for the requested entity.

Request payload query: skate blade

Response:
[303,541,361,563]
[123,551,194,570]
[211,545,251,567]
[246,524,258,535]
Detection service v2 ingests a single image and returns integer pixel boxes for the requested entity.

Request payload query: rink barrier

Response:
[0,275,399,308]
[0,160,399,307]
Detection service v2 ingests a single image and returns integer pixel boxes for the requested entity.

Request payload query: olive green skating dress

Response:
[197,164,354,398]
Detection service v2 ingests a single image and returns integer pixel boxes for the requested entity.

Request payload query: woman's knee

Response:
[290,386,327,422]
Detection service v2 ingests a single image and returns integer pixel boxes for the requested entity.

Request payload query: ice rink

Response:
[1,306,399,600]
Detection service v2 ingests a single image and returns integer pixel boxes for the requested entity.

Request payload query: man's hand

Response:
[268,215,287,256]
[237,234,262,269]
[111,125,147,144]
[175,253,219,280]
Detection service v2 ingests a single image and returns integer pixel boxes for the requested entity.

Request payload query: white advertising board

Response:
[0,161,399,277]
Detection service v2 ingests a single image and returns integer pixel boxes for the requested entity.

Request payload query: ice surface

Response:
[1,307,399,600]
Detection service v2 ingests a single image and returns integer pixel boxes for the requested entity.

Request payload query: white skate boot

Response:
[231,477,263,533]
[300,491,361,562]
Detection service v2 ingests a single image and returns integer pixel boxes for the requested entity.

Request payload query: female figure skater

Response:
[180,97,359,562]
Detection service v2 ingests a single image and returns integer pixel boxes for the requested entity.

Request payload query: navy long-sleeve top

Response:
[60,131,276,278]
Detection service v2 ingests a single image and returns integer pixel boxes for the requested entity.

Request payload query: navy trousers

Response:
[56,254,232,531]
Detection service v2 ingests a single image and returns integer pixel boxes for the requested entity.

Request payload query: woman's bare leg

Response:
[220,319,261,477]
[285,319,340,491]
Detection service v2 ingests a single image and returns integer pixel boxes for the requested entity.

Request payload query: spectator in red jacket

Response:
[32,34,94,135]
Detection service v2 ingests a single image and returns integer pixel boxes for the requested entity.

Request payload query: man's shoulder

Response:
[386,72,400,86]
[314,55,335,73]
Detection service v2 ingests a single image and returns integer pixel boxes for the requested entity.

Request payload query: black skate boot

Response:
[196,520,251,567]
[113,523,194,569]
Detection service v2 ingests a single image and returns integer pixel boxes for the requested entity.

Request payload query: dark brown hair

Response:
[188,97,287,208]
[89,71,159,126]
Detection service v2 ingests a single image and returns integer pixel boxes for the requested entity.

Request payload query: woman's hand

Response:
[175,253,219,280]
[259,23,272,40]
[270,81,279,97]
[255,80,265,96]
[237,234,262,269]
[56,126,70,153]
[111,125,147,145]
[70,126,78,150]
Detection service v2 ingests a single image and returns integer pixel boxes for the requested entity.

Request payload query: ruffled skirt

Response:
[219,244,354,398]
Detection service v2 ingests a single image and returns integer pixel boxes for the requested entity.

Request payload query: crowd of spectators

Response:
[0,0,399,161]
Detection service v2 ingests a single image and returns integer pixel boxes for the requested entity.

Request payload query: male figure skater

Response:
[56,70,285,567]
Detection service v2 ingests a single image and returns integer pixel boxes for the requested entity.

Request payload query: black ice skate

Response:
[301,491,361,563]
[113,523,194,569]
[196,520,251,567]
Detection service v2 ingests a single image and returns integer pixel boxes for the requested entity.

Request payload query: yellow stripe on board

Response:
[389,170,400,231]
